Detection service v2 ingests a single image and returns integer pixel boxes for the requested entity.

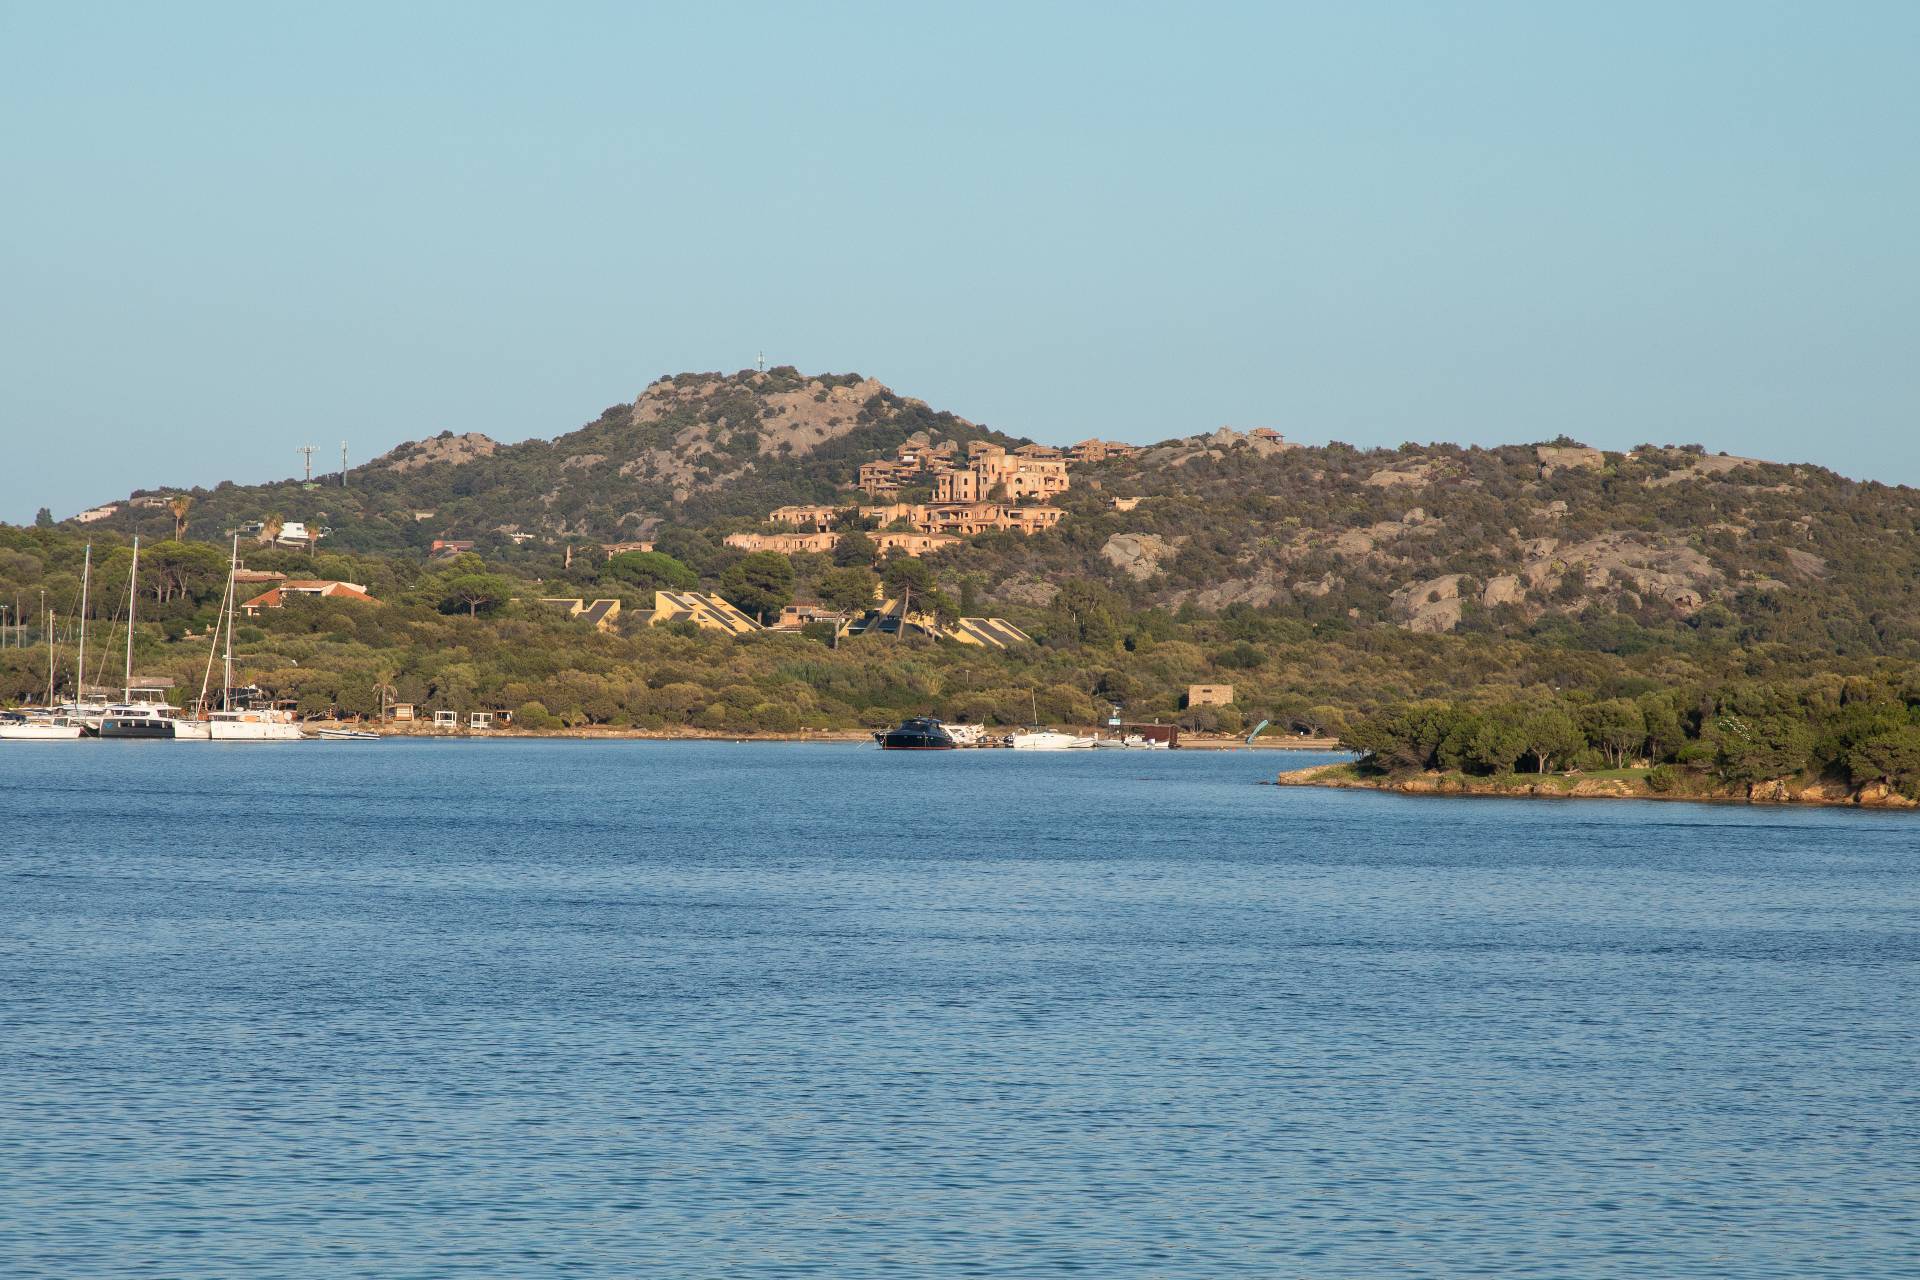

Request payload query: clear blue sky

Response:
[3,1,1916,521]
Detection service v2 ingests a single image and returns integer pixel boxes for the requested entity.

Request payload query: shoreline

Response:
[301,722,1346,750]
[1273,761,1919,810]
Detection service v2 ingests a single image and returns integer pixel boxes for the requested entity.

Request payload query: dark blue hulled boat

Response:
[874,717,957,750]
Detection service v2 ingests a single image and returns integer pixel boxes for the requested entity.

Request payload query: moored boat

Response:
[874,717,957,750]
[1008,729,1096,750]
[97,702,181,739]
[0,711,85,740]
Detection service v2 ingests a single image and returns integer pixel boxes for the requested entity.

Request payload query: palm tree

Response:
[167,495,192,541]
[257,515,283,547]
[372,677,398,723]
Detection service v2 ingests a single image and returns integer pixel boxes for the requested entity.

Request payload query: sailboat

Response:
[201,535,304,741]
[55,545,110,733]
[1005,690,1094,749]
[0,609,84,739]
[98,537,192,739]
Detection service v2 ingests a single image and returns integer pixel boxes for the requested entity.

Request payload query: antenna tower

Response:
[340,441,349,487]
[297,444,317,482]
[756,351,766,373]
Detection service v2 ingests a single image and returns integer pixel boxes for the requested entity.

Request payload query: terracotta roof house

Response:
[771,602,852,631]
[240,580,379,615]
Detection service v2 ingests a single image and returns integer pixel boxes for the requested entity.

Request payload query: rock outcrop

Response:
[1101,532,1176,581]
[378,432,499,473]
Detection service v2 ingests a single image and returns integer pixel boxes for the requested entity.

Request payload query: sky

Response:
[2,1,1917,522]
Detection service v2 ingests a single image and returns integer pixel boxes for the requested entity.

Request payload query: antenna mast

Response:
[756,351,766,373]
[298,444,317,482]
[340,441,349,486]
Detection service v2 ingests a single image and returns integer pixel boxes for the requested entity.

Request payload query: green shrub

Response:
[1646,764,1684,794]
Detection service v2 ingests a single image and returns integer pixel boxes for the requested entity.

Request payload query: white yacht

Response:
[207,706,304,741]
[1008,729,1096,750]
[0,710,85,740]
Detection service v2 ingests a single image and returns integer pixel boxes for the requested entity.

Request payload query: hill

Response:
[87,367,1016,555]
[50,367,1920,657]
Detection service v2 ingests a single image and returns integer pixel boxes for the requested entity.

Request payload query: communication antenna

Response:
[340,441,349,487]
[756,351,766,373]
[297,444,317,482]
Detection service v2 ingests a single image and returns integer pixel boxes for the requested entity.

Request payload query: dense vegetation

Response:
[1337,675,1920,799]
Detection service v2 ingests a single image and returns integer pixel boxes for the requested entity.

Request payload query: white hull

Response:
[1009,731,1096,750]
[1094,735,1169,750]
[207,719,305,741]
[0,722,86,740]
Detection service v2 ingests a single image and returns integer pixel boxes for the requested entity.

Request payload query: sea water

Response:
[1,740,1915,1277]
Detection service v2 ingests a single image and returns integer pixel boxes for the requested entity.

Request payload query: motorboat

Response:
[1007,729,1096,750]
[1093,732,1169,750]
[316,728,382,741]
[874,717,957,750]
[207,706,306,741]
[0,711,85,740]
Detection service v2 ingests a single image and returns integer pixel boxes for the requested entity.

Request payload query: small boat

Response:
[1007,729,1096,750]
[1093,732,1168,750]
[874,717,957,750]
[316,728,382,741]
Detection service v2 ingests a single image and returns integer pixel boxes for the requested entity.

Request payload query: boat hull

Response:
[875,717,957,750]
[0,723,86,740]
[207,720,305,741]
[877,733,956,750]
[98,718,175,739]
[1009,732,1096,750]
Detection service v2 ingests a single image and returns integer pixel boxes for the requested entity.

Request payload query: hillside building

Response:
[1069,439,1142,463]
[537,597,623,633]
[646,591,763,635]
[724,531,840,555]
[240,580,379,615]
[872,531,962,557]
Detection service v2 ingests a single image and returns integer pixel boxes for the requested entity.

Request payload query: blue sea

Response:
[1,740,1916,1277]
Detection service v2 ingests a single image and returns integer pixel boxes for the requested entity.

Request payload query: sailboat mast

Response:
[47,609,56,706]
[222,535,237,709]
[125,536,140,700]
[76,544,91,701]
